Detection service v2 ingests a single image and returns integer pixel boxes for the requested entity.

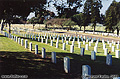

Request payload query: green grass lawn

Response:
[0,32,120,79]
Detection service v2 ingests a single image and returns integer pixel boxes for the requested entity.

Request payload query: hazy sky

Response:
[27,0,119,19]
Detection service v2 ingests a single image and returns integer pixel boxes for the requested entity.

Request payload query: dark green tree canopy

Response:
[48,0,82,18]
[0,0,47,20]
[105,0,120,34]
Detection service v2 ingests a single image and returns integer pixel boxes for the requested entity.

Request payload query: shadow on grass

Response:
[0,51,120,79]
[0,35,6,37]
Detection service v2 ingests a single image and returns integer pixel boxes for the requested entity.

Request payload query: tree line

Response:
[0,0,120,35]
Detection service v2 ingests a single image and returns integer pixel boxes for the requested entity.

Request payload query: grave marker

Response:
[115,50,120,58]
[35,45,38,54]
[63,43,66,50]
[109,43,112,47]
[94,46,97,53]
[91,51,96,60]
[83,41,85,45]
[29,42,32,51]
[112,46,115,52]
[38,37,40,42]
[64,57,70,73]
[78,42,81,48]
[41,38,44,43]
[82,65,91,79]
[18,38,20,44]
[70,45,74,53]
[52,52,56,63]
[25,40,28,48]
[117,44,119,49]
[16,36,18,42]
[66,41,69,45]
[106,55,112,65]
[89,42,91,46]
[42,48,46,58]
[46,39,48,44]
[104,48,108,55]
[85,44,89,50]
[21,39,24,46]
[56,42,59,48]
[51,40,53,46]
[81,48,85,56]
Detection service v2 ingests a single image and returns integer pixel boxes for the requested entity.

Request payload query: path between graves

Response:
[51,31,120,42]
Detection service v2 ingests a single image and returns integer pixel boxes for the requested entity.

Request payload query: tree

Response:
[63,20,76,31]
[116,21,120,35]
[48,0,82,18]
[105,0,120,35]
[71,13,83,31]
[82,0,92,33]
[90,0,102,33]
[0,0,47,36]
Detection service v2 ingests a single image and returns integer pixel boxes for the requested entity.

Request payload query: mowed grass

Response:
[0,35,27,52]
[0,32,120,79]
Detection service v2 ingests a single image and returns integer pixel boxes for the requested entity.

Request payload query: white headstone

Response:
[62,38,64,43]
[83,41,85,45]
[82,65,91,79]
[112,46,115,52]
[45,39,48,44]
[86,39,88,42]
[70,45,74,53]
[106,55,112,65]
[25,40,28,48]
[66,41,69,45]
[21,39,24,46]
[78,42,81,48]
[116,44,119,49]
[72,41,74,46]
[64,57,70,73]
[53,37,55,41]
[94,46,97,53]
[16,36,18,42]
[41,38,44,43]
[114,42,116,45]
[107,40,109,44]
[85,44,89,50]
[63,43,66,50]
[29,42,32,51]
[91,51,96,60]
[109,43,112,47]
[103,44,106,50]
[77,38,79,43]
[35,45,38,54]
[18,38,20,44]
[104,48,108,55]
[42,48,46,58]
[117,41,119,44]
[38,37,40,42]
[57,38,59,43]
[115,50,120,58]
[51,40,53,46]
[56,42,59,48]
[89,42,91,46]
[52,52,56,63]
[95,43,98,47]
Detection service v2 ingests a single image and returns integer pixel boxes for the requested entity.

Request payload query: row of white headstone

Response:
[3,31,120,60]
[9,33,94,76]
[102,39,120,58]
[13,32,120,63]
[19,32,118,66]
[1,31,120,78]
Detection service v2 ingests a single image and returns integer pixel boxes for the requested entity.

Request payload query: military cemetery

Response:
[0,0,120,79]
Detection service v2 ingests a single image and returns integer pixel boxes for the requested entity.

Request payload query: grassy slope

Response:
[0,33,120,79]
